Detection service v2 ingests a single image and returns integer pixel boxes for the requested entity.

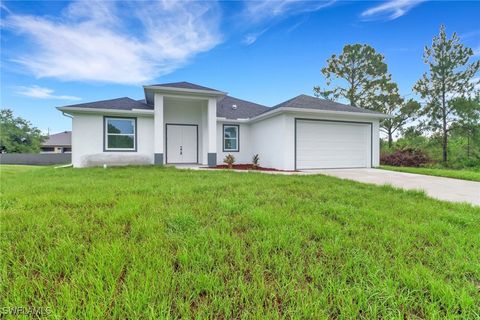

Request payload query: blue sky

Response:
[1,0,479,133]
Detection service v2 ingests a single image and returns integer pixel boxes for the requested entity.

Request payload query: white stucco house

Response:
[57,82,387,170]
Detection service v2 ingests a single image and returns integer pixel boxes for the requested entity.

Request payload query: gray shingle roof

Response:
[61,97,152,110]
[59,91,385,119]
[146,81,222,93]
[268,94,384,115]
[43,131,71,147]
[61,95,268,119]
[217,95,269,119]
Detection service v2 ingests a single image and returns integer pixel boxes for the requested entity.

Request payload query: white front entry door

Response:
[166,125,198,163]
[296,120,371,169]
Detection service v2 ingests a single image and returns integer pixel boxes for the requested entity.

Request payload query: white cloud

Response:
[361,0,426,20]
[0,2,11,14]
[240,0,336,45]
[15,85,82,100]
[244,0,336,23]
[242,34,259,46]
[460,30,480,40]
[242,29,269,45]
[3,0,221,84]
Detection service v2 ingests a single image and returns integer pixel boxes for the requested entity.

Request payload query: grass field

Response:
[1,165,479,318]
[380,165,480,182]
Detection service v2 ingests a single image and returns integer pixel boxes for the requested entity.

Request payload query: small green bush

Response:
[223,154,235,169]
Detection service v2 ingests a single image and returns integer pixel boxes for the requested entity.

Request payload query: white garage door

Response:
[296,120,371,169]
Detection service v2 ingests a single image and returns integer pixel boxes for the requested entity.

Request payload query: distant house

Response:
[41,131,72,153]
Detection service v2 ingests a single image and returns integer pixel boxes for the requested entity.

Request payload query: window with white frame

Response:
[223,125,239,152]
[104,117,136,151]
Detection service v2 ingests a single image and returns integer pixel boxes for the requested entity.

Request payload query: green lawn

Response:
[1,165,479,318]
[0,164,45,175]
[380,165,480,182]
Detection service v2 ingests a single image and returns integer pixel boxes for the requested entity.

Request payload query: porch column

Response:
[207,97,217,167]
[154,93,164,165]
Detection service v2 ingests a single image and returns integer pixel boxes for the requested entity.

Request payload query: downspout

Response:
[54,163,73,169]
[62,111,73,119]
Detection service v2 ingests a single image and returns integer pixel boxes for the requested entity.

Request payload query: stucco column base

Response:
[207,153,217,167]
[154,153,164,165]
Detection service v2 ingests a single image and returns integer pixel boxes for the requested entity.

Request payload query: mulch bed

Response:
[207,164,296,172]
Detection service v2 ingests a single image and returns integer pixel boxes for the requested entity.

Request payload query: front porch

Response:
[146,85,224,167]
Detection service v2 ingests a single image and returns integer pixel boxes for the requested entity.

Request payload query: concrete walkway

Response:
[304,168,480,206]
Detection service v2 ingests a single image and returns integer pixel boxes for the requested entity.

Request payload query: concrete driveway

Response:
[304,168,480,206]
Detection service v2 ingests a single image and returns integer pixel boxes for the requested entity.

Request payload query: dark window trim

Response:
[165,123,199,164]
[103,116,137,152]
[222,124,240,152]
[294,118,373,170]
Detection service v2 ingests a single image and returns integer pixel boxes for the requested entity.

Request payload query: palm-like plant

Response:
[252,154,260,169]
[224,154,235,169]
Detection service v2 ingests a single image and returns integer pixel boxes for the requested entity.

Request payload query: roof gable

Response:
[145,81,222,93]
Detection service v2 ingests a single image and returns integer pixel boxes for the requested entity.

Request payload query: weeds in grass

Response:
[1,165,479,318]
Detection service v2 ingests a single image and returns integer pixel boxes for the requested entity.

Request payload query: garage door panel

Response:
[296,120,371,169]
